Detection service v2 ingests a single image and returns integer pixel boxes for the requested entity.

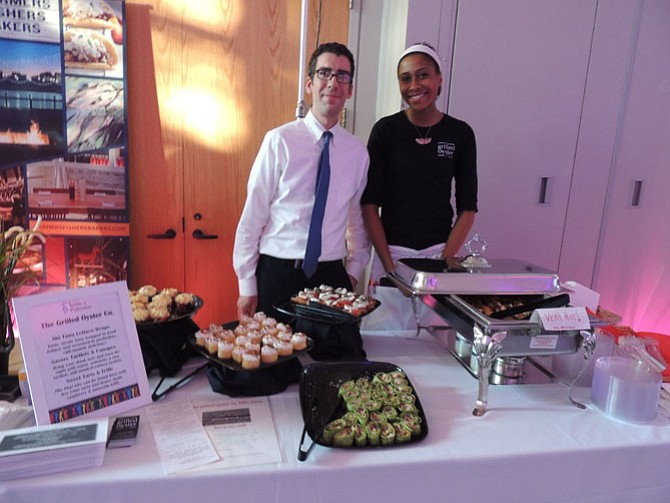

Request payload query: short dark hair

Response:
[307,42,355,80]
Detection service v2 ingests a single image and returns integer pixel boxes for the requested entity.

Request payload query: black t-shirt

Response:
[361,111,478,250]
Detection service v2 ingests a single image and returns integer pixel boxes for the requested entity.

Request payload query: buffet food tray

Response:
[274,299,381,325]
[389,258,561,295]
[135,295,203,327]
[187,321,313,372]
[298,361,428,458]
[433,293,572,332]
[424,294,586,357]
[136,295,203,378]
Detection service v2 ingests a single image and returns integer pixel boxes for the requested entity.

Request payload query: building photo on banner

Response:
[0,0,129,296]
[0,1,146,478]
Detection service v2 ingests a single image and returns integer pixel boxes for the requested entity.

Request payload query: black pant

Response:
[256,254,351,323]
[255,254,365,361]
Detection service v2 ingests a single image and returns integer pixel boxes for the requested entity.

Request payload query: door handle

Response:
[192,229,218,240]
[630,180,644,207]
[538,176,551,204]
[147,229,177,239]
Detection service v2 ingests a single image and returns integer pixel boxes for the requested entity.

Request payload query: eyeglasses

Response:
[314,67,353,84]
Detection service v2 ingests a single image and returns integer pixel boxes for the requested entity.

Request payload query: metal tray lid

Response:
[389,257,561,295]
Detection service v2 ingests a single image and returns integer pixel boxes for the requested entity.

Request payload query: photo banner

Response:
[0,0,129,292]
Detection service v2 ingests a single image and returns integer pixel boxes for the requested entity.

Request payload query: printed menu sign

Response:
[12,281,151,426]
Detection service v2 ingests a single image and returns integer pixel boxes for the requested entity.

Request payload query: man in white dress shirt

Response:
[233,42,370,360]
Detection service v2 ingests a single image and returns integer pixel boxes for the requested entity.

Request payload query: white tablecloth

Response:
[1,331,669,503]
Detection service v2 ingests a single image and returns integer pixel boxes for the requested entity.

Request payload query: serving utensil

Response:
[298,395,342,461]
[471,327,506,416]
[567,330,596,409]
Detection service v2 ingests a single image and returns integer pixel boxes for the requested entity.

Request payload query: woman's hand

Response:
[444,255,464,271]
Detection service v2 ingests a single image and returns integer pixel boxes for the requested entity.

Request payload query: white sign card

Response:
[12,282,151,426]
[530,306,591,331]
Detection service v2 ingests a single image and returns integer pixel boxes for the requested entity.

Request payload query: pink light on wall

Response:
[596,238,670,334]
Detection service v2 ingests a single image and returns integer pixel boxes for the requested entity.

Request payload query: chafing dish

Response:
[391,257,561,295]
[422,292,581,357]
[387,249,602,416]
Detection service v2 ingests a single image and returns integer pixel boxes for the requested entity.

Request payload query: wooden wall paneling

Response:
[127,0,349,326]
[180,1,304,325]
[126,1,186,291]
[310,0,350,48]
[179,0,350,325]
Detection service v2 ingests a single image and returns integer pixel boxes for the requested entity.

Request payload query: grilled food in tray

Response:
[460,293,571,320]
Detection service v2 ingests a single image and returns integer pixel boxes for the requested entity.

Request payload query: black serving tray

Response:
[187,321,313,372]
[274,298,381,325]
[136,296,203,378]
[135,295,204,326]
[298,361,428,456]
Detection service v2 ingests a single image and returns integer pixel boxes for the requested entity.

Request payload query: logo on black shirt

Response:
[437,142,455,158]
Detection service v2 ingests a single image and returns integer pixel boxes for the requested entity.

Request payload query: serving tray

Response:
[136,295,203,378]
[298,361,428,458]
[187,321,313,372]
[135,295,204,326]
[274,299,381,325]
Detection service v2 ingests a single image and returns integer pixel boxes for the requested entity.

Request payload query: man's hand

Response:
[237,295,257,319]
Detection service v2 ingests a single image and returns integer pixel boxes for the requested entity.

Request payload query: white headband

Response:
[398,43,443,74]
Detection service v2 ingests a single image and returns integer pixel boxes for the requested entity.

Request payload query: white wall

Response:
[349,0,670,333]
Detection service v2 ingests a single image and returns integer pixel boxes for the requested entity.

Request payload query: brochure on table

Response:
[0,417,108,481]
[12,282,151,426]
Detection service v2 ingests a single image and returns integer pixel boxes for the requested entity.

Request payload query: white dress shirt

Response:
[233,110,371,297]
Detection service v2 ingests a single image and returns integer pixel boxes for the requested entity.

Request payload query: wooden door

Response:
[126,1,349,326]
[126,2,185,294]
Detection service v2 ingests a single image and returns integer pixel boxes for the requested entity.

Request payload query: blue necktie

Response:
[302,131,332,278]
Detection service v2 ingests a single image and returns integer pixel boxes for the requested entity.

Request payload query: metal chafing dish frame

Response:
[386,258,602,416]
[390,257,563,296]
